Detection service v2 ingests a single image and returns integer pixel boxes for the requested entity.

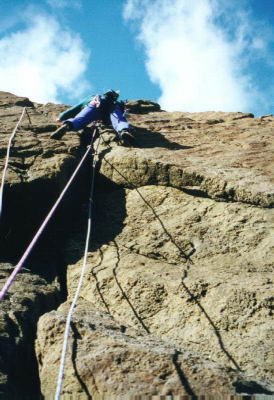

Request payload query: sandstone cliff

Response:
[0,91,273,398]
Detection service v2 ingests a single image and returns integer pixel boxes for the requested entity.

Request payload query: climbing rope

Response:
[0,142,93,302]
[55,127,101,400]
[0,107,26,219]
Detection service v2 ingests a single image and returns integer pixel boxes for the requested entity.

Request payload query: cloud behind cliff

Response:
[124,0,273,114]
[0,13,90,104]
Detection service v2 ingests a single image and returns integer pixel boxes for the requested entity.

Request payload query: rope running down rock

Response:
[55,127,101,400]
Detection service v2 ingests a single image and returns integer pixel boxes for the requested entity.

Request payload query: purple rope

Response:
[0,144,92,301]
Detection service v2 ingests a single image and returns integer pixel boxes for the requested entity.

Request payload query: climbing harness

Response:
[0,140,94,301]
[0,107,27,219]
[55,126,101,400]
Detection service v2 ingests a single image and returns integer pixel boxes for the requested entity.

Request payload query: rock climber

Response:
[50,90,135,144]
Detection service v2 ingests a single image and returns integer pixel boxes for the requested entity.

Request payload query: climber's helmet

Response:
[104,89,119,101]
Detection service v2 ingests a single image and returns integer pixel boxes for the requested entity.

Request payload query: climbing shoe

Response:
[50,124,68,140]
[119,130,136,146]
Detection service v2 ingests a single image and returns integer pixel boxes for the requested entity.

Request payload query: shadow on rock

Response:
[133,126,193,150]
[172,350,197,397]
[64,173,127,266]
[100,155,195,263]
[71,322,93,399]
[180,277,241,372]
[112,240,150,334]
[233,380,273,395]
[90,248,112,316]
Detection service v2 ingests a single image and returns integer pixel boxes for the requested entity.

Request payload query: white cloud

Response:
[0,14,90,104]
[124,0,273,114]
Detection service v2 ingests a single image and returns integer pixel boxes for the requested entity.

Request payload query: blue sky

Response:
[0,0,273,116]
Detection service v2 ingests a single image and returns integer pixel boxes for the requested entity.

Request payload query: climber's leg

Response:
[66,104,101,130]
[50,121,73,140]
[110,107,131,138]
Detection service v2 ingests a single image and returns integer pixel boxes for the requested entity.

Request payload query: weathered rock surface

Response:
[0,91,81,187]
[36,303,260,398]
[0,91,273,397]
[0,91,85,397]
[0,263,60,396]
[64,184,273,377]
[100,110,274,207]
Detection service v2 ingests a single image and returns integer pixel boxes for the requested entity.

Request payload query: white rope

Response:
[0,144,93,301]
[55,133,101,400]
[0,107,26,218]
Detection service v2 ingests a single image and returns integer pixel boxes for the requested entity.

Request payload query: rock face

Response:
[0,91,87,397]
[36,304,255,398]
[101,108,274,207]
[0,264,60,396]
[0,91,273,397]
